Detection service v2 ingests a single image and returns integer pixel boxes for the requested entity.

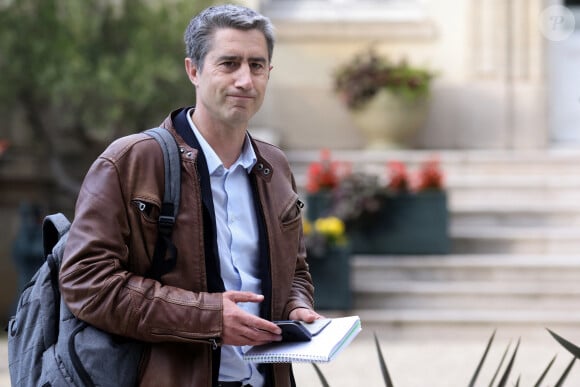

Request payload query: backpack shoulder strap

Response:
[42,213,71,257]
[144,127,181,221]
[143,127,181,280]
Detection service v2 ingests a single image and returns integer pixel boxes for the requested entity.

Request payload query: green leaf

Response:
[0,0,211,192]
[533,355,557,387]
[554,356,576,387]
[374,333,395,387]
[311,363,331,387]
[468,329,496,387]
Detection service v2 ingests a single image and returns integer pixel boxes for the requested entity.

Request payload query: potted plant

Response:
[304,148,349,220]
[303,216,351,310]
[304,150,450,255]
[340,157,450,255]
[333,48,435,149]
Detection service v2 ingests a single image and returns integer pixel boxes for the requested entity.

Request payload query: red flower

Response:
[0,139,9,156]
[386,161,410,193]
[306,149,350,193]
[415,157,445,191]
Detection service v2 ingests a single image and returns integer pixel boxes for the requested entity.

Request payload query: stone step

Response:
[450,226,580,254]
[346,309,580,339]
[338,255,580,333]
[296,177,580,205]
[290,149,580,254]
[351,255,580,283]
[450,205,580,227]
[287,149,580,179]
[447,174,580,187]
[353,281,580,310]
[448,184,580,208]
[351,255,580,310]
[350,309,580,326]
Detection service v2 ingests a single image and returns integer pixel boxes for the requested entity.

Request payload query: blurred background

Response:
[1,0,580,384]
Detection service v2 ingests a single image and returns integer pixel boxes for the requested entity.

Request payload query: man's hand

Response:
[222,291,282,346]
[288,307,322,323]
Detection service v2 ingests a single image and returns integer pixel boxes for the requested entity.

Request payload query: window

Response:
[260,0,427,22]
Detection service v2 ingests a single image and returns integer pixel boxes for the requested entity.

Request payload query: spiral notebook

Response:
[243,315,361,363]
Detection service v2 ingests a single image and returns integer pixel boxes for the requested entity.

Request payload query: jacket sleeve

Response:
[60,139,223,344]
[282,173,316,318]
[283,230,315,318]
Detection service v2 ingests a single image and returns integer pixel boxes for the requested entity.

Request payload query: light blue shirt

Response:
[187,110,264,387]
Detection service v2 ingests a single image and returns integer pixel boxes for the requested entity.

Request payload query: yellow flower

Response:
[314,216,345,239]
[302,218,313,235]
[304,216,348,257]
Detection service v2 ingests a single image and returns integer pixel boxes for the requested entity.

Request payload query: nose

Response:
[234,64,253,90]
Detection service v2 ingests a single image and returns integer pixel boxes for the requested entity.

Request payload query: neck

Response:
[191,110,246,168]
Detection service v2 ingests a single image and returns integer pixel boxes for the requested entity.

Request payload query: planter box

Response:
[307,246,352,310]
[306,191,334,220]
[347,191,450,255]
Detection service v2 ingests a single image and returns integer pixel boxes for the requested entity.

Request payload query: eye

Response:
[250,62,266,75]
[220,61,239,71]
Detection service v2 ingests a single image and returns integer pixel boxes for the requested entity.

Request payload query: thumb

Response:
[224,290,264,304]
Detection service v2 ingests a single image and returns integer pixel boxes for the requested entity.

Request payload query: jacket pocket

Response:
[280,195,303,230]
[131,199,160,223]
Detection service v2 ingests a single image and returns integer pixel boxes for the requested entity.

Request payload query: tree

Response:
[0,0,212,196]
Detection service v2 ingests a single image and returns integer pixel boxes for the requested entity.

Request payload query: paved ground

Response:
[3,324,580,386]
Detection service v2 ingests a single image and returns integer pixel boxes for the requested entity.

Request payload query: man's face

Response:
[186,28,271,128]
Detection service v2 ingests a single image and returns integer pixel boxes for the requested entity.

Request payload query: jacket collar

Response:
[166,107,273,183]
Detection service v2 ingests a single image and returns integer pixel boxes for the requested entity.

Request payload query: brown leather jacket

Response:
[60,109,314,387]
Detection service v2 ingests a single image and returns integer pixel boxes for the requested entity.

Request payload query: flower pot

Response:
[350,89,430,149]
[347,191,450,255]
[307,245,352,310]
[306,192,334,220]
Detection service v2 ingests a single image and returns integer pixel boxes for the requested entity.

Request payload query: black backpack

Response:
[7,127,181,387]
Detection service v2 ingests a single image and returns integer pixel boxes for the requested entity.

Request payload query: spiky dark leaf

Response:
[533,355,557,387]
[374,333,394,387]
[548,329,580,359]
[468,329,496,387]
[311,363,331,387]
[496,338,520,387]
[488,340,512,387]
[554,356,576,387]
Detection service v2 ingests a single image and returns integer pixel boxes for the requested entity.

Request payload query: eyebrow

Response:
[217,55,268,64]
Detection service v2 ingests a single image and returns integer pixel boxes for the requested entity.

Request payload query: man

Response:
[60,4,320,387]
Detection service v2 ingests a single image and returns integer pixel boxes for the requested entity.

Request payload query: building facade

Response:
[246,0,579,151]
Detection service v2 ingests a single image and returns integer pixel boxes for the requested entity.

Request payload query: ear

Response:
[184,58,198,86]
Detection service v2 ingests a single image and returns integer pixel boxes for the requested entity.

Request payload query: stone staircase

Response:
[286,149,580,336]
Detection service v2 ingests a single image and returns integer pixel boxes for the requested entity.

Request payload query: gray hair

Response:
[184,4,275,71]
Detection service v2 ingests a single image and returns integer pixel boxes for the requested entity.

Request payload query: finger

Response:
[223,322,282,346]
[246,325,282,343]
[224,290,264,304]
[247,316,282,335]
[289,307,321,322]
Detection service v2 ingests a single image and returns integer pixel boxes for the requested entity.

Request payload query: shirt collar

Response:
[186,108,257,175]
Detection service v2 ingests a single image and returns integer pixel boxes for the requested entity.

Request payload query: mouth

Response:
[228,94,254,100]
